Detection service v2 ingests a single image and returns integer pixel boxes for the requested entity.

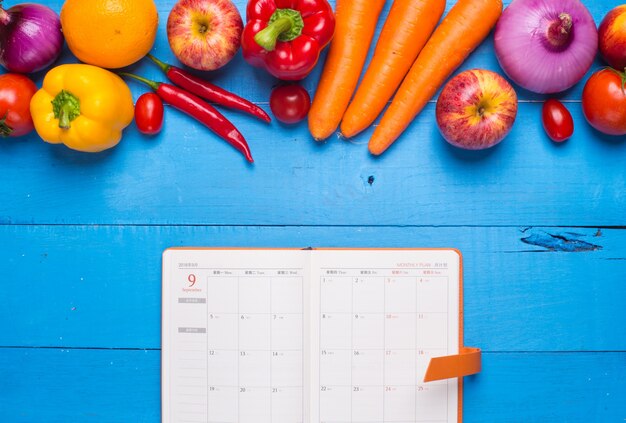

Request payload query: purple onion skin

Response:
[0,3,64,74]
[494,0,598,94]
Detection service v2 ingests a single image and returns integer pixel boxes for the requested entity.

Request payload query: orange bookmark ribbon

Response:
[424,347,482,382]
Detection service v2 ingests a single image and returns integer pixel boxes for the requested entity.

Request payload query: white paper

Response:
[309,249,460,423]
[163,249,460,423]
[163,249,310,423]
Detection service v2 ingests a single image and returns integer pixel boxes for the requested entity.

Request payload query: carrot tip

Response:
[340,129,355,139]
[368,145,384,156]
[339,122,354,139]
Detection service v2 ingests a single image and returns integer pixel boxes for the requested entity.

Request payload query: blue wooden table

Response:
[1,0,625,421]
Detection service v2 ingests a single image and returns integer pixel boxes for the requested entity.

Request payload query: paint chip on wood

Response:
[521,230,603,252]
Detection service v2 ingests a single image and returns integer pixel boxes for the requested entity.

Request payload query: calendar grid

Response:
[206,277,209,423]
[319,273,451,423]
[203,271,305,423]
[446,277,449,423]
[382,276,386,421]
[167,251,458,423]
[350,277,354,423]
[382,279,387,421]
[415,277,419,421]
[237,276,240,422]
[319,277,322,423]
[269,275,272,423]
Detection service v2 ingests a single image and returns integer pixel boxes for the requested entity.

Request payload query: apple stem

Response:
[254,8,304,52]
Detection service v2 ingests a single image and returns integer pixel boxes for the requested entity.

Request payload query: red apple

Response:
[167,0,243,71]
[599,5,626,70]
[436,69,518,150]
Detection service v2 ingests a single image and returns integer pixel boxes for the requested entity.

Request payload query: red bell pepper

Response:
[242,0,335,81]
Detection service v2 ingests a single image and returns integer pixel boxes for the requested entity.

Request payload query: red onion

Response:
[494,0,597,94]
[0,2,63,74]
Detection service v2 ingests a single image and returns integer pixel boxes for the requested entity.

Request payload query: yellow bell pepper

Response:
[30,64,134,153]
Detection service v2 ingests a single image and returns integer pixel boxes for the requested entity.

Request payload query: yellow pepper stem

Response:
[51,90,81,130]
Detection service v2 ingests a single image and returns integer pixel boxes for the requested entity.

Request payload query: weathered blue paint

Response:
[1,0,625,421]
[521,229,603,252]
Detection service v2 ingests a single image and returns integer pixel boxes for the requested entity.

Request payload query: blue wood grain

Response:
[1,102,626,226]
[1,348,624,422]
[0,348,160,423]
[1,0,625,421]
[1,2,625,227]
[2,225,625,351]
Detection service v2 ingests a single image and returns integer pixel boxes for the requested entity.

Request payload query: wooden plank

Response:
[0,348,624,422]
[464,352,626,421]
[2,1,623,227]
[0,347,160,423]
[2,225,624,351]
[2,101,626,227]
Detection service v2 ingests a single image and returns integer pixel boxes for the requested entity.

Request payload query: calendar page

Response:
[309,249,460,423]
[163,248,461,423]
[162,249,311,423]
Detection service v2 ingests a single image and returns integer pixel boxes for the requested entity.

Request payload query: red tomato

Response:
[0,74,37,137]
[582,69,626,136]
[135,93,164,135]
[542,99,573,143]
[270,85,311,124]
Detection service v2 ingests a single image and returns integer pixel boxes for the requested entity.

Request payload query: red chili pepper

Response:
[241,0,335,81]
[121,73,254,163]
[147,55,271,123]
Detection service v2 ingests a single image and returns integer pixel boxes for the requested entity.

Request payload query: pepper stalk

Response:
[254,8,304,51]
[51,90,81,130]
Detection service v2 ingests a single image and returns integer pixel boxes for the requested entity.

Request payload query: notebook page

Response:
[309,249,460,423]
[163,249,310,423]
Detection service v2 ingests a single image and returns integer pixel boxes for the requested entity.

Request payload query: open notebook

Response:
[162,248,477,423]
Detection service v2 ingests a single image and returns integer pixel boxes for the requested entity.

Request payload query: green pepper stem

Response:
[119,72,161,91]
[255,17,293,51]
[146,54,171,75]
[51,90,81,130]
[254,8,304,52]
[58,106,73,129]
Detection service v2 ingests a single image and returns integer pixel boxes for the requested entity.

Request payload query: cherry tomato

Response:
[582,69,626,136]
[0,74,37,138]
[542,99,573,143]
[270,85,311,124]
[135,92,164,135]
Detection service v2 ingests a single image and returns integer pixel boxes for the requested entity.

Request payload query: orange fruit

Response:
[61,0,159,69]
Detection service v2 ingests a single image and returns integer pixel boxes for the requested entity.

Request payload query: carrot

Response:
[308,0,387,141]
[368,0,502,156]
[341,0,446,139]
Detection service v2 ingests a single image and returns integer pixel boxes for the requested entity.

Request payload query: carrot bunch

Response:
[308,0,387,141]
[309,0,503,156]
[341,0,446,139]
